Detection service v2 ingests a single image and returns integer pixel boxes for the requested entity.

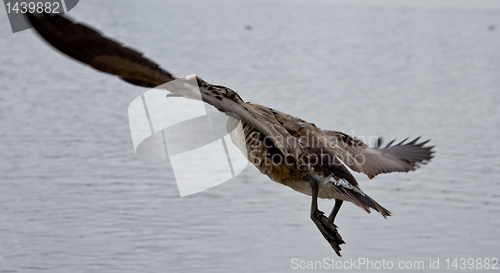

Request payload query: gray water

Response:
[1,0,500,272]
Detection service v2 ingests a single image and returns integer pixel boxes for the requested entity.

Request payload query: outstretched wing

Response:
[26,13,302,158]
[323,131,434,179]
[26,12,175,88]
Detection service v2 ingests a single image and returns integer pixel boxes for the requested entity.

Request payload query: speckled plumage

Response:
[26,12,434,257]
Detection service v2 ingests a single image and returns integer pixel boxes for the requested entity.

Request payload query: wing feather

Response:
[26,12,175,88]
[26,12,302,158]
[323,131,434,179]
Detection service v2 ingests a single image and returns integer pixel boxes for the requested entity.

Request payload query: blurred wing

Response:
[26,13,302,158]
[26,12,175,88]
[323,131,434,179]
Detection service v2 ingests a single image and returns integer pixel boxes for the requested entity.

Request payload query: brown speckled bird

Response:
[26,12,434,256]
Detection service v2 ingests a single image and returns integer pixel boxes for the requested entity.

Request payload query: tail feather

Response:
[334,186,392,218]
[353,191,392,218]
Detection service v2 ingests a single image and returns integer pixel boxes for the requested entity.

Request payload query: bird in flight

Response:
[26,12,434,256]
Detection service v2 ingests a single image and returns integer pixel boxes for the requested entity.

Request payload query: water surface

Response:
[1,0,499,272]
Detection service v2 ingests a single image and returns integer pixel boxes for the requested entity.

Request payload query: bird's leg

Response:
[328,199,343,223]
[309,178,345,257]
